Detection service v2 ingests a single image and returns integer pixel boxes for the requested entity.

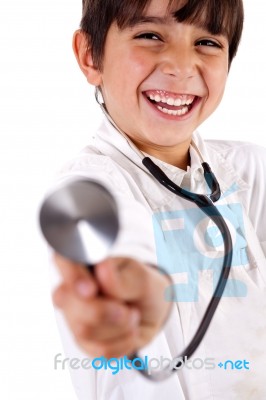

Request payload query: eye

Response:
[135,32,162,41]
[196,39,222,48]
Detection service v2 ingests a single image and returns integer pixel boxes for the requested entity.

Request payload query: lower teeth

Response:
[157,106,189,116]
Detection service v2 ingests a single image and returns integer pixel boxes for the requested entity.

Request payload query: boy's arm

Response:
[53,254,172,359]
[49,153,172,358]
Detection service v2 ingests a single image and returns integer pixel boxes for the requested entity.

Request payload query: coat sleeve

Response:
[53,151,157,265]
[238,143,266,255]
[47,151,158,399]
[221,142,266,256]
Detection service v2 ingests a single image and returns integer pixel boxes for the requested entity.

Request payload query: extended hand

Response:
[53,254,172,359]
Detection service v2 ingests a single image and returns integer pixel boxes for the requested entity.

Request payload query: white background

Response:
[0,1,265,398]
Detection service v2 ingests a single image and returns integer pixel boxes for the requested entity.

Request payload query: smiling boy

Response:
[52,1,266,399]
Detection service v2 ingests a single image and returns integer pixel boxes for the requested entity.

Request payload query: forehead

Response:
[143,0,187,16]
[130,0,188,25]
[128,0,230,37]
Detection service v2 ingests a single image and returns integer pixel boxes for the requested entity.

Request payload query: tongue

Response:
[155,101,185,110]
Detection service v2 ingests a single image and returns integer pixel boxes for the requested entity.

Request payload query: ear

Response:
[72,30,102,86]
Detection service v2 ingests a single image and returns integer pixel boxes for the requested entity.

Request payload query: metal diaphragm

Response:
[39,179,119,265]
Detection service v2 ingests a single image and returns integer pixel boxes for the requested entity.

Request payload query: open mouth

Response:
[144,90,199,117]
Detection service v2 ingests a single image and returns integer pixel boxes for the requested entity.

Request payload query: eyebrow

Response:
[126,14,228,38]
[127,15,172,27]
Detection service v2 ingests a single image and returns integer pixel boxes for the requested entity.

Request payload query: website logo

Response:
[153,201,248,302]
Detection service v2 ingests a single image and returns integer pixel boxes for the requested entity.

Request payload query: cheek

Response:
[104,50,150,95]
[207,66,228,103]
[126,48,156,78]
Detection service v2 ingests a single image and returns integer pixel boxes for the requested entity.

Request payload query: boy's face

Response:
[94,0,229,163]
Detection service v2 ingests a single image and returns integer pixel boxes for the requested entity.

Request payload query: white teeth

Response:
[181,98,193,106]
[174,98,182,106]
[148,93,195,106]
[166,97,175,106]
[157,105,189,116]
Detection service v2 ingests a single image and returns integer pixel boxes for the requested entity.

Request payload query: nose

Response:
[159,43,198,80]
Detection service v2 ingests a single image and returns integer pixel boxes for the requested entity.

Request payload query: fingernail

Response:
[75,280,95,298]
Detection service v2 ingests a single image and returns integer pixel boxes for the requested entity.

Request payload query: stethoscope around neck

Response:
[39,88,233,382]
[94,87,221,203]
[94,87,233,380]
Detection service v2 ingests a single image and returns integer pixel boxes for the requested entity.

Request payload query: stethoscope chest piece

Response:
[39,179,119,265]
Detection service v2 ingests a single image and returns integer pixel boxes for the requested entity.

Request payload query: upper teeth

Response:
[148,94,194,106]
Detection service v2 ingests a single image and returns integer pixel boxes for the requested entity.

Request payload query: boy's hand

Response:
[53,254,171,359]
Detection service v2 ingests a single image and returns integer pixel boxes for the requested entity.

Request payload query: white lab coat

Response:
[51,117,266,400]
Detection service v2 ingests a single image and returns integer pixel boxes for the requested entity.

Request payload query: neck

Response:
[132,140,191,170]
[102,110,191,169]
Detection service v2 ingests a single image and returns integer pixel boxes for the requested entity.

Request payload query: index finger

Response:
[53,253,98,296]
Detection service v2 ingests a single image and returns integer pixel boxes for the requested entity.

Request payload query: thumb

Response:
[95,257,150,302]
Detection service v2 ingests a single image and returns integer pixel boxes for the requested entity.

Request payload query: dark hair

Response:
[80,0,244,70]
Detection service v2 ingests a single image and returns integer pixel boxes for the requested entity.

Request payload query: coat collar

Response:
[93,117,250,206]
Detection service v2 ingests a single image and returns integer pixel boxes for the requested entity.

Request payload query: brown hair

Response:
[80,0,244,70]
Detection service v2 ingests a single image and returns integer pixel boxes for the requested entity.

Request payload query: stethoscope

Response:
[39,88,233,383]
[94,87,233,381]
